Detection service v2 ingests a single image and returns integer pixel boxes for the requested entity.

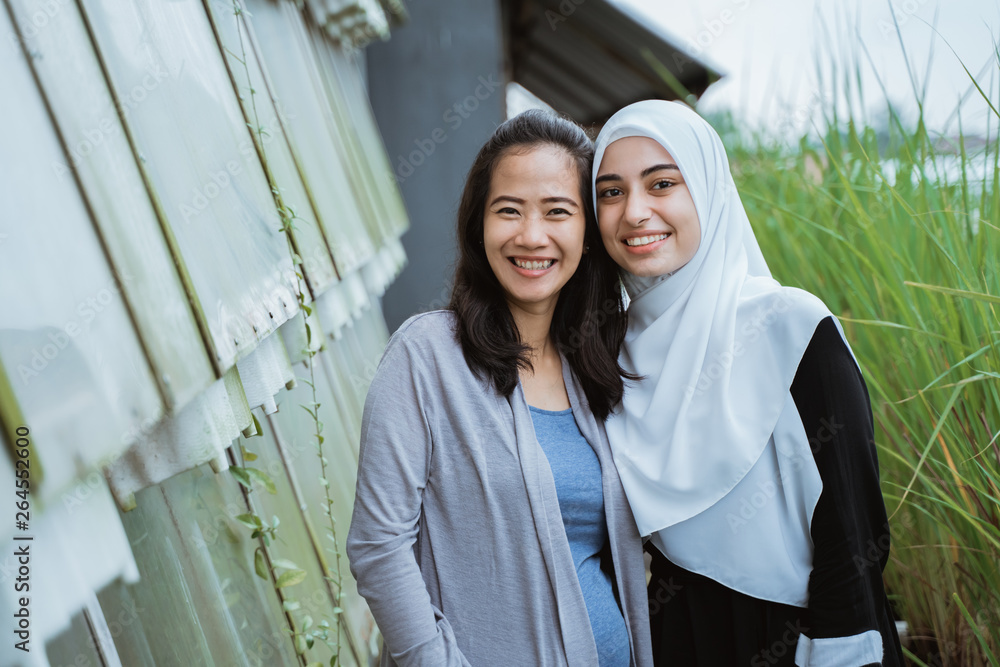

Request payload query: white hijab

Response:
[594,100,854,606]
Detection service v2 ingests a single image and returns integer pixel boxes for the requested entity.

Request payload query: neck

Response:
[624,270,674,299]
[508,300,557,365]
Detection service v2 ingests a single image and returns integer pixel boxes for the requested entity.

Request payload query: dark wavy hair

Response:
[448,109,633,420]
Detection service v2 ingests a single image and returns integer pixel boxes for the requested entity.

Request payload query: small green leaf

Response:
[283,599,301,612]
[229,466,252,490]
[275,569,308,588]
[306,662,323,667]
[306,635,314,649]
[302,615,313,631]
[332,607,343,615]
[235,513,262,529]
[251,413,263,438]
[241,443,258,460]
[246,468,277,494]
[271,558,300,570]
[254,548,268,579]
[295,634,308,654]
[319,477,329,487]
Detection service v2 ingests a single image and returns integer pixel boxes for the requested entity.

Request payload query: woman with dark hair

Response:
[347,110,653,667]
[592,100,903,666]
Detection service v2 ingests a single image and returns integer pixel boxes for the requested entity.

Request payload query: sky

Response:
[513,0,1000,141]
[618,0,999,139]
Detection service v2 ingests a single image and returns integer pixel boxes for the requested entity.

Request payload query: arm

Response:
[346,333,470,666]
[791,317,899,667]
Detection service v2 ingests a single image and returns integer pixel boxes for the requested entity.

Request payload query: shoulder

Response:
[741,278,831,322]
[797,316,863,387]
[739,280,834,344]
[366,312,461,407]
[380,310,480,387]
[391,309,457,340]
[386,310,459,355]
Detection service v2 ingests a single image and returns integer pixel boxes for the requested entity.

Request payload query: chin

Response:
[618,258,668,277]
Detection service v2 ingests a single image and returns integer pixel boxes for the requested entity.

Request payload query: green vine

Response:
[224,2,346,664]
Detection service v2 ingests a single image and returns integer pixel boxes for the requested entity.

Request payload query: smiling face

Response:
[484,143,586,316]
[595,136,701,277]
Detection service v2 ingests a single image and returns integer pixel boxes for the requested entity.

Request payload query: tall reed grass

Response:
[715,50,999,666]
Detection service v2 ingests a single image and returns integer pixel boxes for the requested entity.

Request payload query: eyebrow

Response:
[595,163,680,184]
[488,195,579,207]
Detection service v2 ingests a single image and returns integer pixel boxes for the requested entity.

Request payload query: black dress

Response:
[647,317,904,666]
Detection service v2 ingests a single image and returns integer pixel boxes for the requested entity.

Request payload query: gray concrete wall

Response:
[366,0,506,333]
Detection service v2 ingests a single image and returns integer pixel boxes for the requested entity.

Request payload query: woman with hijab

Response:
[591,100,904,666]
[347,110,653,667]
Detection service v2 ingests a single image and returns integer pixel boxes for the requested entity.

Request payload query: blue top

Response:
[530,405,631,667]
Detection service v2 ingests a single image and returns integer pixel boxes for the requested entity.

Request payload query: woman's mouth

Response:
[624,233,670,247]
[509,257,556,274]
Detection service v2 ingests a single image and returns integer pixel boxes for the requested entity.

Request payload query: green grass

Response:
[715,57,999,665]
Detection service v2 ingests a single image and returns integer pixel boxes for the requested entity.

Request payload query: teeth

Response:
[513,258,554,270]
[625,234,669,247]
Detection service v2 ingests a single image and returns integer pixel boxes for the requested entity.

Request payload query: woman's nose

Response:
[623,192,652,227]
[517,215,548,247]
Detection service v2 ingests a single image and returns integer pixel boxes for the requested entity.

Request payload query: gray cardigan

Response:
[347,311,653,667]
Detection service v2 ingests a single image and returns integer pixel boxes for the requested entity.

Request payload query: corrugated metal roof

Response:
[504,0,722,125]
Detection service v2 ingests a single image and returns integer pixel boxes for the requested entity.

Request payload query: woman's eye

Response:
[599,187,623,198]
[497,207,519,215]
[652,180,674,190]
[548,208,571,216]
